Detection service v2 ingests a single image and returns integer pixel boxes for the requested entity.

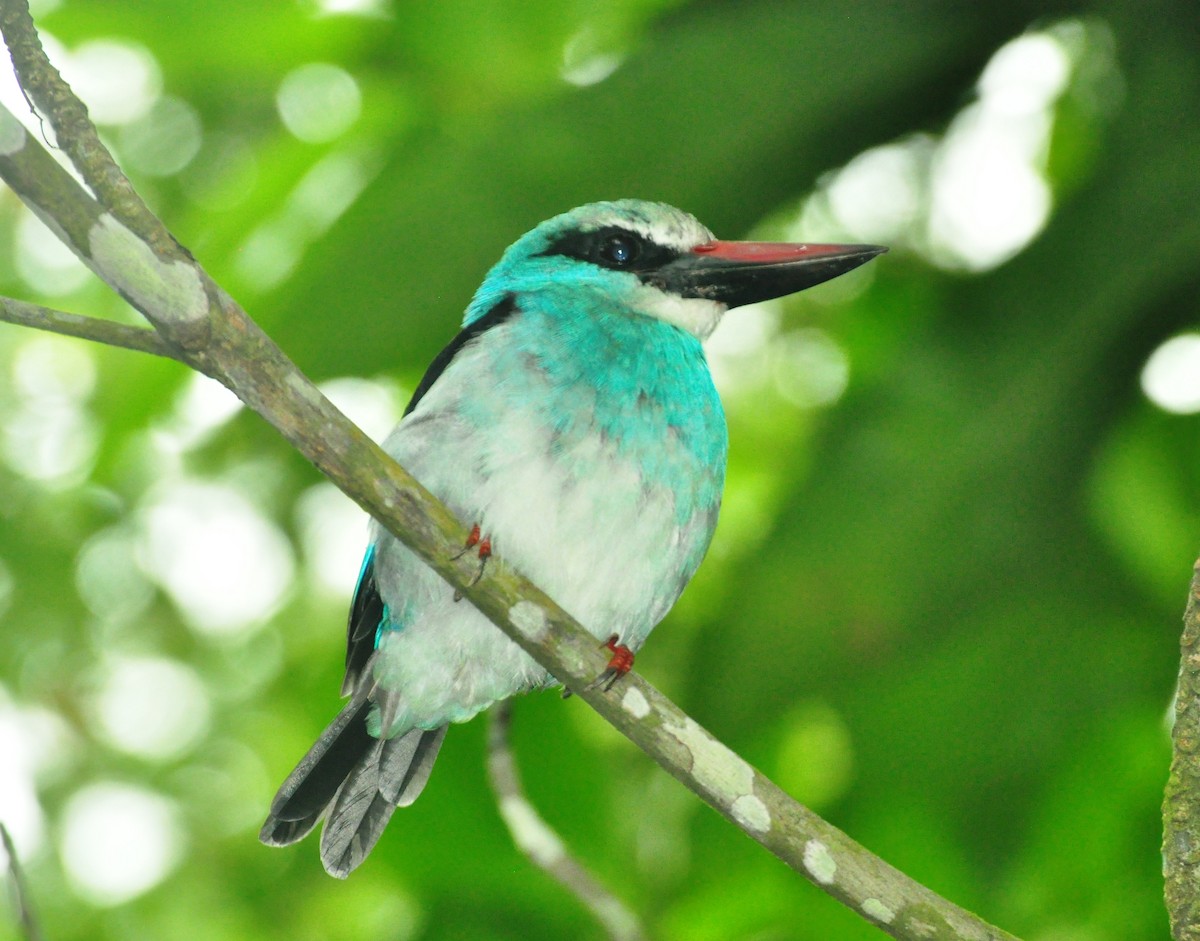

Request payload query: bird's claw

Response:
[452,523,492,601]
[584,634,635,692]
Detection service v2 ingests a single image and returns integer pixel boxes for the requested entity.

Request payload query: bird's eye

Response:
[599,233,641,268]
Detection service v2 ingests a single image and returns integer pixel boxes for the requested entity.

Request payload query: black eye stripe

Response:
[539,225,681,272]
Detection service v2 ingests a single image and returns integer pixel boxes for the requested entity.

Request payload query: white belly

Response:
[368,405,694,730]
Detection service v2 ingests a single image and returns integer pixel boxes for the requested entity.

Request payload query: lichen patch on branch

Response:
[803,838,837,885]
[621,687,650,719]
[663,714,757,807]
[862,898,897,924]
[731,793,771,833]
[88,214,207,323]
[508,600,549,641]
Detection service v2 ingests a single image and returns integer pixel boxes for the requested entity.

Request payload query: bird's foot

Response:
[584,634,635,692]
[452,523,492,601]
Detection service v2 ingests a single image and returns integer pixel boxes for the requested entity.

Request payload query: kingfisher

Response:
[260,199,884,877]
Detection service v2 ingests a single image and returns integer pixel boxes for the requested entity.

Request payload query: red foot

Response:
[457,524,481,553]
[452,524,492,601]
[603,635,634,673]
[585,634,635,692]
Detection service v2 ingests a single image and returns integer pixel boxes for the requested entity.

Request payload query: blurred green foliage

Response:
[0,1,1197,939]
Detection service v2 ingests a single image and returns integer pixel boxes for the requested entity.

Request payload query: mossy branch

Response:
[1165,558,1200,940]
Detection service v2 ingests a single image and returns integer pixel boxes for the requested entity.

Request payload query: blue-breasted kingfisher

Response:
[260,199,884,877]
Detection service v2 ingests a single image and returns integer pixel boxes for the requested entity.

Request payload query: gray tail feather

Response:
[318,725,447,878]
[259,697,373,847]
[259,697,447,878]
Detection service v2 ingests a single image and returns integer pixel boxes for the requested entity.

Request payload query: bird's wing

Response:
[402,293,517,417]
[342,546,385,696]
[341,293,519,696]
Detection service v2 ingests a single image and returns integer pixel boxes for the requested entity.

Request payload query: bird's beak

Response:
[654,240,887,309]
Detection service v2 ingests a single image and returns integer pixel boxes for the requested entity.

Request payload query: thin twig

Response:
[1164,557,1200,939]
[0,94,218,357]
[1,822,44,941]
[487,702,648,941]
[0,0,182,257]
[0,295,185,362]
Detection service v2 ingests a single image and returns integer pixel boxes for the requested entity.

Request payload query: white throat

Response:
[632,282,726,340]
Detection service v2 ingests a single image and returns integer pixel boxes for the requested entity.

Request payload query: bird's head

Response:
[466,199,885,340]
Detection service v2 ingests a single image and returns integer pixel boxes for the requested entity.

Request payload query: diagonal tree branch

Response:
[0,5,1020,939]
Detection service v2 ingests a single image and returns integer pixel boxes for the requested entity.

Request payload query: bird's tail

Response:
[259,696,447,878]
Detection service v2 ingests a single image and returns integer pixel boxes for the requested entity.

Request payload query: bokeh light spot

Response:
[3,337,99,485]
[1141,333,1200,414]
[826,141,927,244]
[153,373,244,454]
[311,0,389,16]
[775,701,855,809]
[75,527,156,622]
[925,31,1072,270]
[0,699,72,858]
[137,482,295,636]
[276,63,361,143]
[92,656,211,761]
[13,335,96,402]
[979,32,1071,115]
[296,482,371,596]
[60,782,183,906]
[927,105,1053,270]
[318,376,403,441]
[771,328,851,408]
[706,302,780,396]
[15,208,91,295]
[562,26,624,87]
[60,39,162,125]
[233,225,301,291]
[120,96,203,177]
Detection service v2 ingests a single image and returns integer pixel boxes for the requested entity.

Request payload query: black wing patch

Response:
[343,547,385,695]
[403,293,518,417]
